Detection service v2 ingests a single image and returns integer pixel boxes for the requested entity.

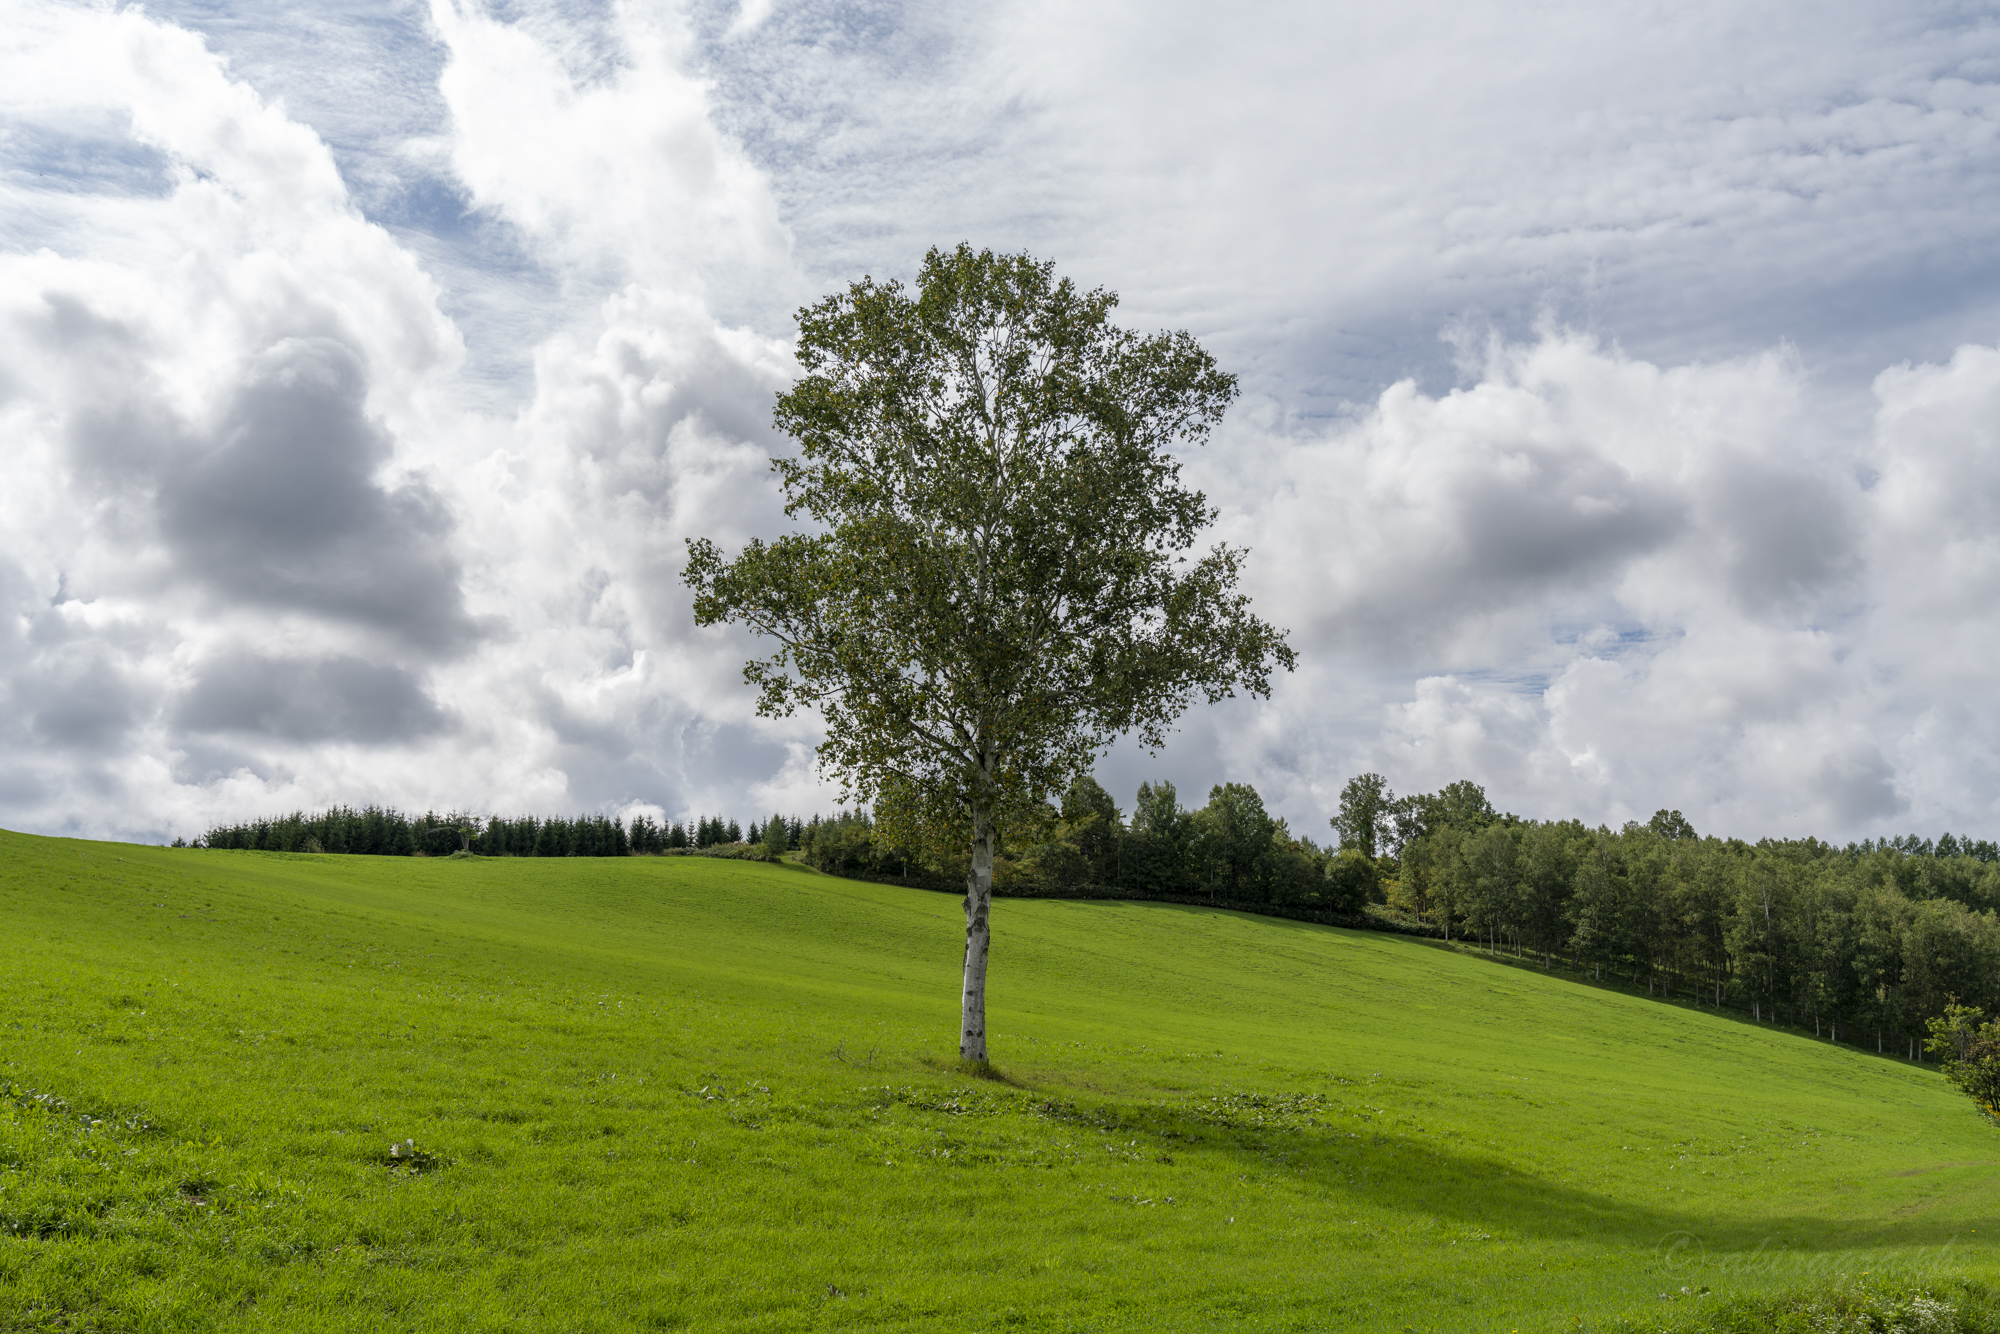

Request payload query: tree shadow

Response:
[914,1054,1029,1087]
[892,1073,1995,1273]
[1126,1098,1993,1263]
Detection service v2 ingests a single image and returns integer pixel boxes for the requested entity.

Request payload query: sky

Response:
[3,0,1999,845]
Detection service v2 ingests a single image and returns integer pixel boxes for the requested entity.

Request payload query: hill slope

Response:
[0,829,1993,1331]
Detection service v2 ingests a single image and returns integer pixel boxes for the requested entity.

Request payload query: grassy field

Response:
[0,828,1993,1332]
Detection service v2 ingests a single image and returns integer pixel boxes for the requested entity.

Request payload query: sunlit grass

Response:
[0,828,1992,1331]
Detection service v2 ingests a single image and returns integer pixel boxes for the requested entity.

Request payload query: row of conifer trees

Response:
[189,807,817,859]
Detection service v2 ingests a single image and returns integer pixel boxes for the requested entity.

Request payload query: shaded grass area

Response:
[0,829,1994,1331]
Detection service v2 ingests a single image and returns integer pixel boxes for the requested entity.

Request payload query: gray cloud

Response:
[1702,455,1861,614]
[23,653,143,751]
[1415,446,1686,617]
[174,650,452,744]
[1812,744,1904,828]
[157,337,479,655]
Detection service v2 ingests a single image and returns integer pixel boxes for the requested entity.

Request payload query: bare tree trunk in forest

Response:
[960,798,994,1064]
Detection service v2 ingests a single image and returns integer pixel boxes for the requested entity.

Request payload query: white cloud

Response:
[1144,329,1985,840]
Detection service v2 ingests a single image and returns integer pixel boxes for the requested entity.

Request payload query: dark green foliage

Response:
[1925,1003,2000,1123]
[800,811,928,881]
[1382,801,2000,1056]
[1190,782,1279,900]
[1123,780,1194,896]
[1331,772,1391,859]
[693,816,733,849]
[813,777,1345,913]
[1651,808,1699,841]
[1324,848,1380,912]
[200,808,634,860]
[627,815,665,854]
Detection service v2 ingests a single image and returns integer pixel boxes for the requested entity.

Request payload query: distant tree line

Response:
[187,807,814,860]
[1327,773,2000,1061]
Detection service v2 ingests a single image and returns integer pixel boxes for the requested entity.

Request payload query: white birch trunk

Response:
[960,800,995,1064]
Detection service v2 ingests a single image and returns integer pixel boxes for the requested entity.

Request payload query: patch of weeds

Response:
[380,1139,449,1174]
[177,1176,221,1204]
[1181,1090,1332,1130]
[688,1082,794,1128]
[875,1085,1020,1118]
[1,1080,160,1136]
[1025,1097,1128,1132]
[1636,1278,2000,1332]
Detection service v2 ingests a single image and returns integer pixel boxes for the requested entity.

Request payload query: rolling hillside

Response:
[1,829,1992,1331]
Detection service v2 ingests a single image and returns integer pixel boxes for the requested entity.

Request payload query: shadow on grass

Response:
[1173,1110,1989,1269]
[879,1069,1988,1273]
[912,1054,1029,1087]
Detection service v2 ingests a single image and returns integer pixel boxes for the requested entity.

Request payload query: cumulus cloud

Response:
[0,3,477,834]
[4,0,2000,847]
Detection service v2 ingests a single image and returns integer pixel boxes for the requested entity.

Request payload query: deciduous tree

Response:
[685,244,1294,1062]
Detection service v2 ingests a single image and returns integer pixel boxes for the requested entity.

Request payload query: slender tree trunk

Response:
[960,799,995,1064]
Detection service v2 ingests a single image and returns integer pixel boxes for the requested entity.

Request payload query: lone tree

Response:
[685,244,1294,1063]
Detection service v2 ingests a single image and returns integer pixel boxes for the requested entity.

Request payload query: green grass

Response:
[0,828,1993,1332]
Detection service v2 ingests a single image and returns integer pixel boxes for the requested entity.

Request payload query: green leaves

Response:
[686,243,1294,836]
[1925,1002,2000,1122]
